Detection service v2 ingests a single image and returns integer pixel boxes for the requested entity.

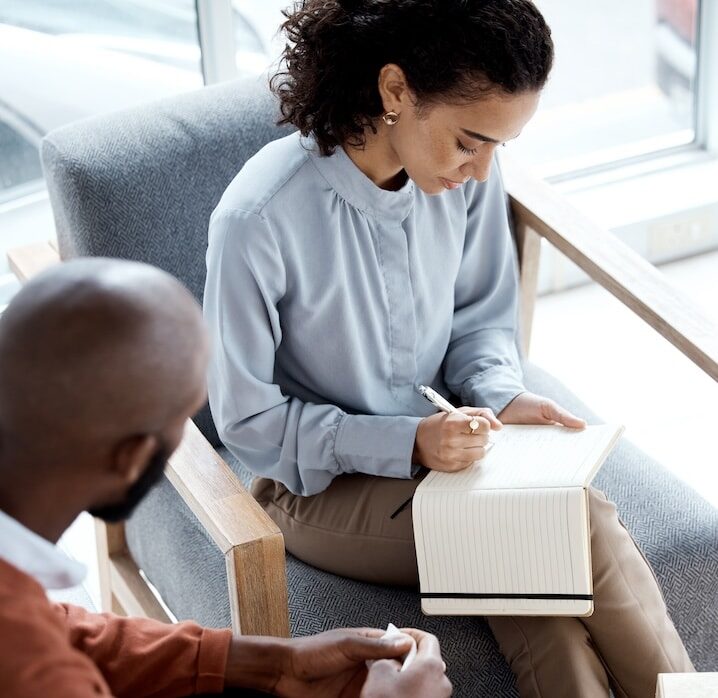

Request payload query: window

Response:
[0,118,42,194]
[226,1,705,180]
[0,0,204,202]
[511,0,700,178]
[232,1,288,75]
[2,0,708,199]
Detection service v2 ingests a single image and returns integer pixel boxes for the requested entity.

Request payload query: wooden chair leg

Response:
[95,518,171,621]
[515,222,542,359]
[95,519,126,614]
[111,593,127,615]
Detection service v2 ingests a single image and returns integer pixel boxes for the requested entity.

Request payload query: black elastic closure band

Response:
[421,593,593,600]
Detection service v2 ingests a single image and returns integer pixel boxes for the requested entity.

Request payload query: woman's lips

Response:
[440,177,466,190]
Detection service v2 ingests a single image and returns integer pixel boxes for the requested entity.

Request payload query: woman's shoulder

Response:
[214,131,316,220]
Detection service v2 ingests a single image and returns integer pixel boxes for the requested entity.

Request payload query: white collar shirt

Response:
[0,508,86,590]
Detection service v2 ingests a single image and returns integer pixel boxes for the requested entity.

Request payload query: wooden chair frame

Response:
[8,154,717,638]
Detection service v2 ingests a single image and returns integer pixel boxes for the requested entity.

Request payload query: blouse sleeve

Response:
[442,160,527,415]
[204,208,421,496]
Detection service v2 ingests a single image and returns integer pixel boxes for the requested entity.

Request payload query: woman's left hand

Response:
[497,391,586,429]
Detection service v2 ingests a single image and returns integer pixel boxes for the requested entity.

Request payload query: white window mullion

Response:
[195,0,238,85]
[695,0,718,154]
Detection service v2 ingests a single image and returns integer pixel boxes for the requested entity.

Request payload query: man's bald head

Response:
[0,258,208,460]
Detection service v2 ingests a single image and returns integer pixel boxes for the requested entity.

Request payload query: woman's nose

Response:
[462,146,495,183]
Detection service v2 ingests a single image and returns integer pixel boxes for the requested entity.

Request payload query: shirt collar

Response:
[0,509,86,590]
[303,135,415,224]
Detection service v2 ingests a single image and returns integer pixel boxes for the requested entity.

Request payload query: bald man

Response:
[0,259,451,698]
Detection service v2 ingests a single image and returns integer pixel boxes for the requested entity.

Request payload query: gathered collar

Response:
[302,135,415,224]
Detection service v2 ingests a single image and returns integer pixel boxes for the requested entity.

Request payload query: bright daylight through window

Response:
[0,0,703,199]
[0,0,204,202]
[511,0,699,177]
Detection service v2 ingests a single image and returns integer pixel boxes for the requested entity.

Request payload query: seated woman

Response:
[204,1,694,695]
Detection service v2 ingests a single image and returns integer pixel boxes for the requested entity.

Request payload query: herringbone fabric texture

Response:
[41,78,718,697]
[41,75,293,445]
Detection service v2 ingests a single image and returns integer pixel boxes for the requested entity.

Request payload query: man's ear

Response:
[111,434,158,486]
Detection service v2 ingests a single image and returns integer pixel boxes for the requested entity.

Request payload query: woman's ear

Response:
[378,63,413,113]
[111,434,158,486]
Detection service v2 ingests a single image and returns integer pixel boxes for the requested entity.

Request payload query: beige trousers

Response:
[252,474,694,698]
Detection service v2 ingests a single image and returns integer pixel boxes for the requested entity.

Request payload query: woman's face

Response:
[386,84,540,195]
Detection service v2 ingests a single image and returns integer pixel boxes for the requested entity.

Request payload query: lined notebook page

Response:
[422,424,623,492]
[413,486,592,615]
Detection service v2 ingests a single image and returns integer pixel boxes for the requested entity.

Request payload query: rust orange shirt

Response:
[0,558,232,697]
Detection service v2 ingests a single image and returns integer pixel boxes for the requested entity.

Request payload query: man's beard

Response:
[88,445,169,523]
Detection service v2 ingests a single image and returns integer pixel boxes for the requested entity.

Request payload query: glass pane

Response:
[511,0,699,176]
[232,1,290,76]
[0,0,203,201]
[0,121,42,191]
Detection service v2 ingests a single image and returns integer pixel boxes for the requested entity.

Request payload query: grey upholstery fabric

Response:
[125,362,718,697]
[41,78,718,696]
[41,76,293,445]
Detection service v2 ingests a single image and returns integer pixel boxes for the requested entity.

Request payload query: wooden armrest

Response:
[167,420,289,636]
[7,241,61,281]
[168,420,281,552]
[7,242,289,636]
[501,153,718,383]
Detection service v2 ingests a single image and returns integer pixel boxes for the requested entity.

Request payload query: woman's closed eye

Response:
[456,140,478,155]
[456,139,507,155]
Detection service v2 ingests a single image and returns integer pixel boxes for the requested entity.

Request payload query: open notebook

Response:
[412,423,624,617]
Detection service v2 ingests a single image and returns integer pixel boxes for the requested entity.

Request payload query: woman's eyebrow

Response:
[460,127,521,143]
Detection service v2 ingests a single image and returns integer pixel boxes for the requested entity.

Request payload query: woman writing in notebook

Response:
[204,1,693,695]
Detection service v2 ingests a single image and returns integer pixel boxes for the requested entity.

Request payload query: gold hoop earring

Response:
[382,111,400,126]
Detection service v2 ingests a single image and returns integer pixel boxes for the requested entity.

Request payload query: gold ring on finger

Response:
[469,418,479,434]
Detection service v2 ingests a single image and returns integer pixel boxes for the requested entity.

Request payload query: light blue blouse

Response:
[204,131,525,496]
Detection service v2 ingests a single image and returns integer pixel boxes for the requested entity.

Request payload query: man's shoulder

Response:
[0,561,108,695]
[0,557,47,599]
[0,558,66,634]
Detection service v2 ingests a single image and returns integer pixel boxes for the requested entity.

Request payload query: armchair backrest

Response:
[41,77,292,444]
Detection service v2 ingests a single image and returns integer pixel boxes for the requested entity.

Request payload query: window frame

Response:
[695,0,718,155]
[544,0,713,183]
[195,0,237,85]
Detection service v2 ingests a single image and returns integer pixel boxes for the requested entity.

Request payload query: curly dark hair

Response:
[271,0,554,156]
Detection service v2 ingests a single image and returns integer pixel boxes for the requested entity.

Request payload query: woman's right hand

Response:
[360,630,452,698]
[413,407,501,472]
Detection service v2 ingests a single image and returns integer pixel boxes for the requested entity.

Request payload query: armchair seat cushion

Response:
[126,362,718,697]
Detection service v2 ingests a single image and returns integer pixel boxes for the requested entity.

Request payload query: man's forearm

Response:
[59,604,231,697]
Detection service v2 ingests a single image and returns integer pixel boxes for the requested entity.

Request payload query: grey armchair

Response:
[19,76,717,696]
